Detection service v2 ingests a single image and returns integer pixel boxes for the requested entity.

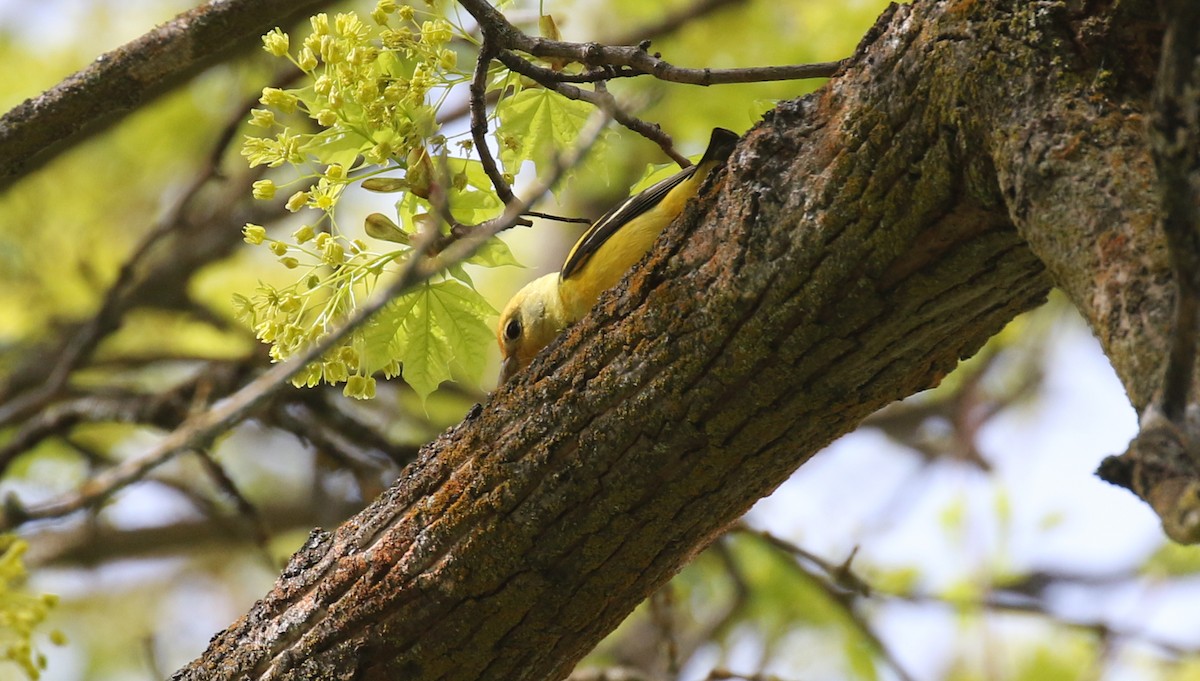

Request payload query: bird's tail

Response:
[693,127,739,182]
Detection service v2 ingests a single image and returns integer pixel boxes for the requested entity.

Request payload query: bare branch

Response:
[734,526,913,681]
[705,671,803,681]
[458,0,841,84]
[497,53,842,86]
[742,526,1200,674]
[459,0,838,168]
[0,65,296,431]
[523,211,592,224]
[194,449,273,558]
[0,0,339,190]
[0,362,249,476]
[437,0,747,127]
[25,495,367,567]
[469,43,515,205]
[271,400,411,485]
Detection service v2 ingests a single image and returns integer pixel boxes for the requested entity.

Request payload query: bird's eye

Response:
[504,318,522,341]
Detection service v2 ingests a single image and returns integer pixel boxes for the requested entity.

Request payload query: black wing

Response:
[560,166,697,281]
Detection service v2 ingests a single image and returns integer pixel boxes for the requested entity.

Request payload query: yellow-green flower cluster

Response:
[290,345,386,400]
[243,4,466,176]
[235,4,510,402]
[0,537,64,679]
[236,216,404,399]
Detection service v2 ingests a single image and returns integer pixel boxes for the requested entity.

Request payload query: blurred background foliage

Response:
[0,0,1198,680]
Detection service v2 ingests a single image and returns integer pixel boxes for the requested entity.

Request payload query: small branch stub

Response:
[1098,406,1200,544]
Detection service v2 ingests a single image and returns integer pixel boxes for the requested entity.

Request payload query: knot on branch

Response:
[1097,406,1200,544]
[582,41,605,65]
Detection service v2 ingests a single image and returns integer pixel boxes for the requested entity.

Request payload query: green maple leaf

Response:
[496,87,595,184]
[359,280,496,402]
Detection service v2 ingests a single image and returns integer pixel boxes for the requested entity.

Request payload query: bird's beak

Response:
[499,354,520,386]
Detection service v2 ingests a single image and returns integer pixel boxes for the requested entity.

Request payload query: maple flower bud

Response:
[248,109,275,128]
[262,28,289,57]
[316,109,338,127]
[242,224,267,245]
[259,87,298,114]
[345,375,377,400]
[286,191,309,212]
[297,47,318,71]
[292,224,316,244]
[252,179,277,200]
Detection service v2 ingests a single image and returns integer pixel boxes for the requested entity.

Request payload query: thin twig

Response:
[274,400,410,473]
[439,0,746,127]
[733,525,913,681]
[524,211,592,224]
[0,205,180,428]
[0,396,156,473]
[648,586,681,676]
[193,449,274,564]
[459,0,842,84]
[207,66,305,173]
[0,361,246,476]
[734,523,870,594]
[461,0,837,167]
[706,670,801,681]
[496,50,689,167]
[740,525,1200,668]
[519,40,843,85]
[470,42,515,205]
[702,539,752,639]
[566,668,654,681]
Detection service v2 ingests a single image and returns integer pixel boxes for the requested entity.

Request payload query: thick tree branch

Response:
[1152,0,1200,425]
[0,0,339,191]
[0,0,1148,677]
[172,1,1187,678]
[1084,0,1200,543]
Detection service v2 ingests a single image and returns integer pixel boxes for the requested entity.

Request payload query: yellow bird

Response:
[497,127,739,384]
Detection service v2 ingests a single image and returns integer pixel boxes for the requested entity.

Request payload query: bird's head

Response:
[496,273,568,385]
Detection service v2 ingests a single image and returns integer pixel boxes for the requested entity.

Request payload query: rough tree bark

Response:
[172,0,1173,679]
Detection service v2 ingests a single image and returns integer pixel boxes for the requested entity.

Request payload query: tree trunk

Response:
[172,0,1169,679]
